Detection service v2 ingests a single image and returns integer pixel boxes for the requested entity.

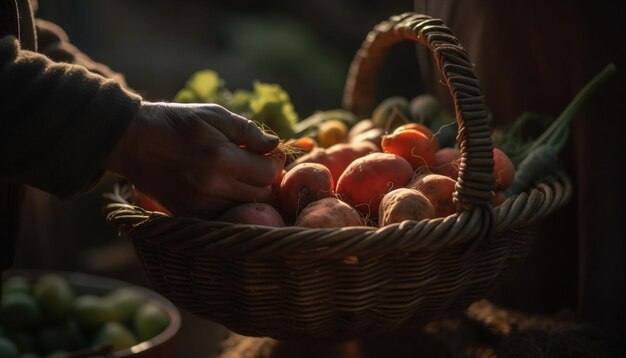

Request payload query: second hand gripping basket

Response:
[105,13,572,340]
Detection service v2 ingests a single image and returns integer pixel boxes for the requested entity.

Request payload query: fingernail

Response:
[263,132,279,144]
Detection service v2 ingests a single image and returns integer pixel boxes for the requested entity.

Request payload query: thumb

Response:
[214,110,279,154]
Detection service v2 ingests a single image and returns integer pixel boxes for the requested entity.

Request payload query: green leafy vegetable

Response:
[510,63,617,165]
[174,70,299,139]
[505,63,617,195]
[248,82,298,138]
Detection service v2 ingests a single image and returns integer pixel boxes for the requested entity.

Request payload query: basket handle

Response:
[343,13,495,222]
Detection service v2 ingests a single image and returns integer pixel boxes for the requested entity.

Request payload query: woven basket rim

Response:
[105,172,571,259]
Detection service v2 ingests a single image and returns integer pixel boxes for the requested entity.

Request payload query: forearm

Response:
[0,35,141,198]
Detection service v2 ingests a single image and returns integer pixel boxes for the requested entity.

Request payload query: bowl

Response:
[1,269,181,357]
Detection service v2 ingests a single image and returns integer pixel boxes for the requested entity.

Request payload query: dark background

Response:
[35,0,422,115]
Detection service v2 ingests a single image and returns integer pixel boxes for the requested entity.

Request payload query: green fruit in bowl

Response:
[2,276,31,296]
[133,302,170,342]
[104,287,147,324]
[0,292,41,329]
[33,274,75,323]
[37,318,87,355]
[73,295,114,330]
[0,336,19,358]
[92,322,137,352]
[4,329,36,354]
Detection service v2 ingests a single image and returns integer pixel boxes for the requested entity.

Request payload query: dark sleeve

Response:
[35,18,130,88]
[0,35,142,198]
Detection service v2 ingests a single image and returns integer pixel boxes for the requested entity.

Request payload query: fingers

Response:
[229,112,280,154]
[230,181,273,203]
[142,102,280,154]
[203,106,279,154]
[234,146,286,186]
[165,174,273,217]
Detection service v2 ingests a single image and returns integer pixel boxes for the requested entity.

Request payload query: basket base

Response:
[219,300,610,358]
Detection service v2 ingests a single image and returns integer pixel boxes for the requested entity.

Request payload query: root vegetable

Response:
[348,119,375,140]
[433,147,461,180]
[336,153,413,219]
[393,123,440,151]
[378,188,434,226]
[409,174,457,218]
[381,129,436,170]
[279,163,334,222]
[286,147,334,173]
[218,202,285,227]
[266,169,286,207]
[325,142,377,184]
[493,148,516,190]
[295,197,363,228]
[493,191,508,207]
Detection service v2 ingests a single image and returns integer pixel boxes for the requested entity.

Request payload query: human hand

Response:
[104,102,285,217]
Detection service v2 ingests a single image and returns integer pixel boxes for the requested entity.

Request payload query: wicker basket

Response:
[104,13,572,340]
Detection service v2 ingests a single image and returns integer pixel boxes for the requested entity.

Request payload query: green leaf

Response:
[173,88,198,103]
[249,81,297,138]
[185,70,224,103]
[226,90,253,114]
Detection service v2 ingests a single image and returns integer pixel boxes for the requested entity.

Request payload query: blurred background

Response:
[35,0,422,115]
[12,1,418,357]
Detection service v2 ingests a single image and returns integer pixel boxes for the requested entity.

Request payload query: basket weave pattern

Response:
[105,13,572,339]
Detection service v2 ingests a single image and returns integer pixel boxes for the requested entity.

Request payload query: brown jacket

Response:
[1,0,141,274]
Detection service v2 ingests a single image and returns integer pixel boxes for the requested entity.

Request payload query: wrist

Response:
[104,101,147,177]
